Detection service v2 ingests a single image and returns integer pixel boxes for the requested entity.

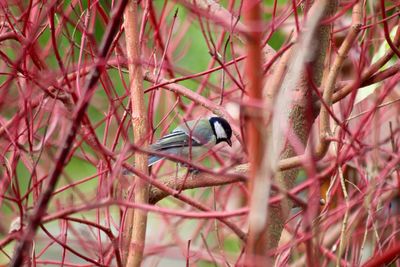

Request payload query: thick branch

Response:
[149,164,248,204]
[122,162,247,240]
[242,0,270,263]
[264,0,338,252]
[278,2,362,171]
[124,1,149,266]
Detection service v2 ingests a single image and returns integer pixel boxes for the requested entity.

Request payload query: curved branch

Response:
[149,164,248,204]
[122,162,247,241]
[333,23,400,102]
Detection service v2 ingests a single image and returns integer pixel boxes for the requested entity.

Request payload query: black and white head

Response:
[209,117,233,146]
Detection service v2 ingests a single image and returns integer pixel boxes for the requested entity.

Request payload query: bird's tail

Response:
[122,155,163,175]
[148,155,163,166]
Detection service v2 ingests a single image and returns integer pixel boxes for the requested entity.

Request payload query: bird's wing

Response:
[151,119,215,151]
[173,119,214,144]
[150,130,203,151]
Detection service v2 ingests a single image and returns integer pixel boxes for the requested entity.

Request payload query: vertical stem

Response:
[124,1,149,266]
[264,0,338,255]
[243,0,265,264]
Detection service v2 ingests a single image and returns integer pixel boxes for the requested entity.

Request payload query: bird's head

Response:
[209,117,233,146]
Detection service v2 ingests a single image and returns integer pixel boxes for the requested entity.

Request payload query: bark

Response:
[123,1,149,266]
[264,0,338,251]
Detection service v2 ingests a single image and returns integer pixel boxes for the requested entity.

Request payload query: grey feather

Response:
[148,119,217,166]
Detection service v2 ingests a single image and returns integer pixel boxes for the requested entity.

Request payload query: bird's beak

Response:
[227,139,232,147]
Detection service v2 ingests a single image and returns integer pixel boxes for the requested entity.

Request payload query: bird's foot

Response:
[179,163,200,175]
[188,167,200,175]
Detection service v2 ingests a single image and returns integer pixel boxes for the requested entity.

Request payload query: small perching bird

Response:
[148,116,232,166]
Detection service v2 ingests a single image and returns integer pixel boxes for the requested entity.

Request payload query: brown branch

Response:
[317,2,362,153]
[277,1,362,171]
[263,1,362,262]
[149,164,248,204]
[122,162,247,241]
[124,1,149,266]
[332,23,400,103]
[263,0,338,252]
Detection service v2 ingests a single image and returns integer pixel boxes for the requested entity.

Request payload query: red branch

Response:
[9,1,129,266]
[362,243,400,267]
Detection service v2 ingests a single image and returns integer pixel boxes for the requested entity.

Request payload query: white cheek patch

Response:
[214,121,227,139]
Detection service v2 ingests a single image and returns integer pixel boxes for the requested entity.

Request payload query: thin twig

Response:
[9,1,129,266]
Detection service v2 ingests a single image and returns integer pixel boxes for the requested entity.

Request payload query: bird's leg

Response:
[179,162,200,174]
[188,167,200,175]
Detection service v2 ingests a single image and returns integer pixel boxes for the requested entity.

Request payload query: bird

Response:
[148,116,232,166]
